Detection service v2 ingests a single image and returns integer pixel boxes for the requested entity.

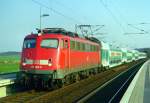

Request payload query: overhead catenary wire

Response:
[99,0,126,33]
[32,0,82,24]
[110,0,129,26]
[50,0,85,18]
[128,24,146,32]
[108,1,143,35]
[111,1,150,35]
[125,23,150,35]
[49,0,87,25]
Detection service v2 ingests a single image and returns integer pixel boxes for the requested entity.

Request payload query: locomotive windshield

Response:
[40,39,58,48]
[23,39,36,48]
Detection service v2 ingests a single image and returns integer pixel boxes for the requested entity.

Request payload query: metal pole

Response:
[75,24,77,33]
[40,7,42,31]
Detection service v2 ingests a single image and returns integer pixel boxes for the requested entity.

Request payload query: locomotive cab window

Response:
[40,39,58,48]
[23,39,36,48]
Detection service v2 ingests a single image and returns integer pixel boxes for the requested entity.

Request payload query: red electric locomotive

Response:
[19,28,101,88]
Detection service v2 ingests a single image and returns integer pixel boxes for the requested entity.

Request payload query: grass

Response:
[0,55,20,61]
[0,55,20,74]
[0,64,19,73]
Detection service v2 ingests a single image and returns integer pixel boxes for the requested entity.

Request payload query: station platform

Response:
[0,73,16,87]
[121,59,150,103]
[0,73,17,98]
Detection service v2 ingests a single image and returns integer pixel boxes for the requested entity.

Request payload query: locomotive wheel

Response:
[64,76,71,85]
[24,77,32,89]
[41,80,47,89]
[89,70,95,76]
[34,80,39,89]
[70,74,76,83]
[75,73,80,82]
[56,79,64,88]
[47,79,57,90]
[86,71,90,78]
[97,67,102,73]
[101,67,106,71]
[106,66,109,70]
[94,68,99,75]
[19,77,25,87]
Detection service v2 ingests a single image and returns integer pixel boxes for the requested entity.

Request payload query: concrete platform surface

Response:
[120,60,150,103]
[0,73,16,87]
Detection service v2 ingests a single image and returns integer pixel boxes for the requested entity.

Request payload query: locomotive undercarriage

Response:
[17,67,102,89]
[17,71,61,89]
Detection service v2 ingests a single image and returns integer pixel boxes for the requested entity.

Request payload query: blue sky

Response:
[0,0,150,52]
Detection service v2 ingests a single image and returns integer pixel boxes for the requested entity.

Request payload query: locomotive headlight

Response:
[38,33,42,36]
[48,58,52,66]
[48,63,52,66]
[22,63,26,66]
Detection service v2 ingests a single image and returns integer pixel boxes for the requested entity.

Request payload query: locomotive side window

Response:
[40,39,58,48]
[76,42,80,50]
[91,45,94,51]
[85,44,90,52]
[23,39,36,48]
[70,40,75,49]
[81,43,85,51]
[70,40,98,52]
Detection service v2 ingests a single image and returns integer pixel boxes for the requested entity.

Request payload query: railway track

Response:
[77,60,144,103]
[0,60,145,103]
[0,90,47,103]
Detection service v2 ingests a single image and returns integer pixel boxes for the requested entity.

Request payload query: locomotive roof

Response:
[38,28,101,43]
[84,36,101,44]
[38,28,79,38]
[25,28,102,45]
